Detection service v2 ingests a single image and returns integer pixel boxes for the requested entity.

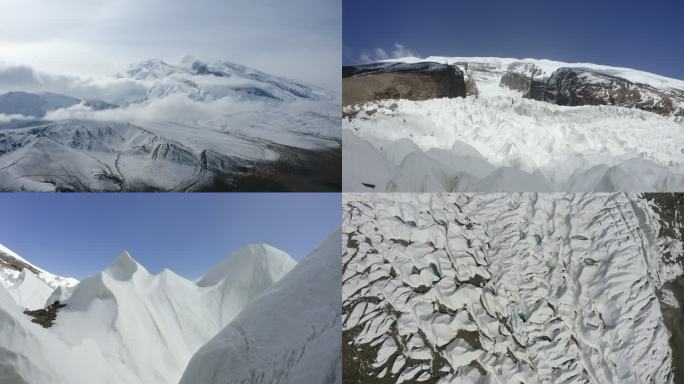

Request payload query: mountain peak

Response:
[123,59,177,80]
[105,251,147,281]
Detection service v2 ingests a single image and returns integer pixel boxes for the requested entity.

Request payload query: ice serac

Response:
[104,250,148,281]
[0,245,296,384]
[179,229,342,384]
[198,243,297,323]
[198,243,295,287]
[343,62,466,106]
[343,193,680,384]
[6,269,54,309]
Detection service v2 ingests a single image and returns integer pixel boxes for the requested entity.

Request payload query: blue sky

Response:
[0,193,340,280]
[343,0,684,80]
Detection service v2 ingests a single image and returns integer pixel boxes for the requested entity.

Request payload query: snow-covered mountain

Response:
[0,57,340,191]
[117,56,330,104]
[343,57,684,192]
[342,193,684,384]
[179,229,342,384]
[0,243,296,384]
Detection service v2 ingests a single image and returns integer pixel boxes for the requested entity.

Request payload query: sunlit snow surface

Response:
[343,57,684,192]
[342,193,680,384]
[179,229,342,384]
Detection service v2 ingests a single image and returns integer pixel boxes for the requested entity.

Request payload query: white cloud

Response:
[0,62,147,103]
[0,113,32,123]
[44,94,265,123]
[359,43,420,63]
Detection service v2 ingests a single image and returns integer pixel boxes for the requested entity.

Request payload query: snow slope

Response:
[179,229,342,384]
[0,244,295,384]
[343,193,681,384]
[0,57,340,191]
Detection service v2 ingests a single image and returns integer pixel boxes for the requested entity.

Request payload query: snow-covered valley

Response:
[343,57,684,192]
[0,230,341,384]
[342,193,684,384]
[0,57,341,191]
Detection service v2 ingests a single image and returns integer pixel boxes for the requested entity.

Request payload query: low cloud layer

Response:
[44,94,265,123]
[0,62,146,103]
[0,113,32,123]
[359,43,419,63]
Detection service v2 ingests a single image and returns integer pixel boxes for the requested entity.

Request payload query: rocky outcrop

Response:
[342,62,466,106]
[499,62,543,94]
[499,65,684,116]
[0,251,39,275]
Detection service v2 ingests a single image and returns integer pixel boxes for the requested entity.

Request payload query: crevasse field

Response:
[342,193,683,384]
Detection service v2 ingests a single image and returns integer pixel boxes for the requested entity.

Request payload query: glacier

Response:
[343,57,684,192]
[342,193,684,383]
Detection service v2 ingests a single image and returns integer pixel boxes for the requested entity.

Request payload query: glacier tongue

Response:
[342,193,678,383]
[0,244,296,384]
[179,229,342,384]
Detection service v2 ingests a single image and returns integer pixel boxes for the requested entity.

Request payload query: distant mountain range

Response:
[0,57,341,192]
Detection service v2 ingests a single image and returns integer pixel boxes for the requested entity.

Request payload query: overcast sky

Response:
[0,0,340,89]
